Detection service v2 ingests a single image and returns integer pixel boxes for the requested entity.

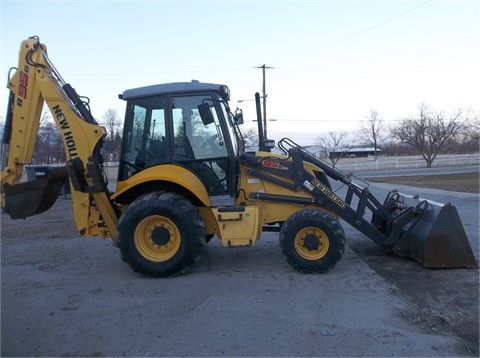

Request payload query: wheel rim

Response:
[134,215,181,262]
[294,226,330,260]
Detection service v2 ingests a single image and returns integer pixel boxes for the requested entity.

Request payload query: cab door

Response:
[169,94,234,205]
[119,92,237,206]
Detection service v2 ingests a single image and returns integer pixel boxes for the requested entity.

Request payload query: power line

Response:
[68,3,435,88]
[280,0,433,64]
[53,2,433,78]
[65,66,253,77]
[268,118,407,122]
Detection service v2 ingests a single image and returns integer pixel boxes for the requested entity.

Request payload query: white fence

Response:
[101,153,479,180]
[334,153,479,173]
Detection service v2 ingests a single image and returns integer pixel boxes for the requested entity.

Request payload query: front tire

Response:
[279,209,345,274]
[117,192,206,277]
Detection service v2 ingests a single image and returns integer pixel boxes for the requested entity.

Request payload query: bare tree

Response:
[101,109,122,159]
[102,109,122,141]
[239,127,259,150]
[40,105,51,126]
[315,131,353,168]
[35,121,63,164]
[464,112,479,150]
[391,103,466,168]
[33,107,64,164]
[359,108,384,160]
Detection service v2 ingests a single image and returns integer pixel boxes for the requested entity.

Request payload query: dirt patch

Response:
[368,171,479,193]
[346,171,480,355]
[347,240,479,356]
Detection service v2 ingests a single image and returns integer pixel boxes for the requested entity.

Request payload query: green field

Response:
[367,171,479,194]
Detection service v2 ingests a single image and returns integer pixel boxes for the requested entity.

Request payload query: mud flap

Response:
[386,193,478,269]
[2,167,67,219]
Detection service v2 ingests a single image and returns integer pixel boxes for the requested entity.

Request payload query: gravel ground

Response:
[1,173,478,357]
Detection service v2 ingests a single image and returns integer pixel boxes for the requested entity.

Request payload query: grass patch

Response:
[367,171,479,194]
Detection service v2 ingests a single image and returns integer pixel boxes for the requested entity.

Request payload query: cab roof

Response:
[120,80,226,100]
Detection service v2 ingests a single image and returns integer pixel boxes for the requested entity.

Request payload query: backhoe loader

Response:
[1,36,477,277]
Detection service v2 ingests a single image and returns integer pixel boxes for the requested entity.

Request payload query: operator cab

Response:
[118,81,242,205]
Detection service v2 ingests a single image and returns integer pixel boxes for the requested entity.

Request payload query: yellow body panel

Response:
[111,164,211,207]
[235,151,337,224]
[212,206,262,247]
[199,151,336,245]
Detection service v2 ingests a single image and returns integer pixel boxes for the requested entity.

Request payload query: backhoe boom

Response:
[1,36,117,238]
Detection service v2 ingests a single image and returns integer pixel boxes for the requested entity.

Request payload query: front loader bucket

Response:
[385,192,478,269]
[2,167,67,219]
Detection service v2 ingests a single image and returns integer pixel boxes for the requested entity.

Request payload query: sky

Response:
[1,0,479,145]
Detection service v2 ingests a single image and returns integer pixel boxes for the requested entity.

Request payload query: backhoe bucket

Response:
[385,192,478,269]
[2,167,67,219]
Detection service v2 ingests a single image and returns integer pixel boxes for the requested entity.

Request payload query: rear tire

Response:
[117,192,206,277]
[279,209,345,274]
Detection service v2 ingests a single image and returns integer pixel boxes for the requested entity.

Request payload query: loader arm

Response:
[1,36,118,239]
[242,137,477,269]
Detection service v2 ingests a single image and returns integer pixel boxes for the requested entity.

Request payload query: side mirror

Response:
[197,103,215,125]
[234,108,244,125]
[264,139,275,150]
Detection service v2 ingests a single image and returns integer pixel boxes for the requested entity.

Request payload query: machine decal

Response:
[306,178,347,209]
[18,71,28,99]
[52,104,78,159]
[261,159,287,170]
[303,181,314,191]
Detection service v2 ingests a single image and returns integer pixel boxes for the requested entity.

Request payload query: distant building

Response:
[330,147,382,159]
[302,145,328,159]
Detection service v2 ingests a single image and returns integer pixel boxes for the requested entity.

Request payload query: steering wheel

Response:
[136,148,154,161]
[200,134,221,149]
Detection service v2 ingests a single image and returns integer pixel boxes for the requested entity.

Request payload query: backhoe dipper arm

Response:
[1,37,117,239]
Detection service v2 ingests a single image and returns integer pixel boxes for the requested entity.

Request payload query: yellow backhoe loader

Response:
[1,37,477,277]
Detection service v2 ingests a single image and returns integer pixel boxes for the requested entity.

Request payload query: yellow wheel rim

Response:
[134,215,181,262]
[294,226,329,260]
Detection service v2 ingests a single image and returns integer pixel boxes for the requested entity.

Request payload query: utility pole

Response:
[255,64,274,138]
